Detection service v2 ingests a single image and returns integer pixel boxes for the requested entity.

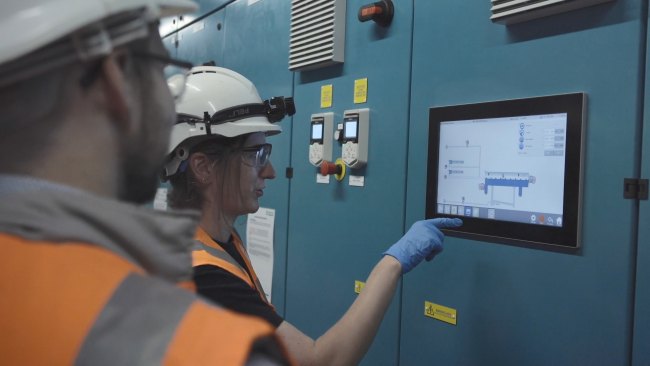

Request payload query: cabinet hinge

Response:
[285,167,293,179]
[623,178,648,200]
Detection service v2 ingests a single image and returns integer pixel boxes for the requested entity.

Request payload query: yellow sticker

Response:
[321,84,333,108]
[424,301,457,325]
[354,280,366,294]
[353,78,368,104]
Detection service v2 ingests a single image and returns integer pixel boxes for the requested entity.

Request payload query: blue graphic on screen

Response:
[437,113,567,227]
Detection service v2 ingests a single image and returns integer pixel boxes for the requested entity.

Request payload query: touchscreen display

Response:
[344,118,358,139]
[436,114,567,227]
[311,122,323,141]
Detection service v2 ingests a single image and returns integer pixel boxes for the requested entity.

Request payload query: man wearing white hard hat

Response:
[0,1,293,365]
[163,66,462,366]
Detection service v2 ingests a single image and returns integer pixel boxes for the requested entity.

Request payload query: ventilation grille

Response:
[289,0,346,71]
[490,0,615,24]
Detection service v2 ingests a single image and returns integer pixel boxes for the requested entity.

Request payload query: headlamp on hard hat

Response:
[209,96,295,124]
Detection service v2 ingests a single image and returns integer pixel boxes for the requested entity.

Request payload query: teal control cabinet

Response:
[404,0,646,364]
[163,0,650,364]
[632,9,650,365]
[284,1,414,364]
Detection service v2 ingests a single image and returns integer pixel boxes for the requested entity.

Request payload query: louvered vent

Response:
[491,0,615,24]
[289,0,346,71]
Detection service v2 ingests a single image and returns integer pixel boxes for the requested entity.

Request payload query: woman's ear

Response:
[100,51,133,130]
[188,153,214,185]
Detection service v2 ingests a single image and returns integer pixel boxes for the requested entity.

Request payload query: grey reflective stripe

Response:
[193,239,248,276]
[246,354,283,366]
[75,273,195,366]
[194,239,270,305]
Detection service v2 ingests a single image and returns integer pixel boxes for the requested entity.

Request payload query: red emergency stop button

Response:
[320,160,341,176]
[319,159,346,181]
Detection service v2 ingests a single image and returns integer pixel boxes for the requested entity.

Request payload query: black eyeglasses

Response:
[132,52,193,99]
[79,51,193,100]
[132,52,193,70]
[239,144,273,168]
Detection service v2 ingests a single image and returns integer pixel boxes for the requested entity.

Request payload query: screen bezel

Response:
[425,93,585,248]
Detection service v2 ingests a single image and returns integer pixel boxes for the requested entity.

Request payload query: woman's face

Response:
[220,132,276,218]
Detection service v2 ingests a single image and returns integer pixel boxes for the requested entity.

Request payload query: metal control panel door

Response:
[285,2,414,365]
[632,14,650,365]
[403,0,643,365]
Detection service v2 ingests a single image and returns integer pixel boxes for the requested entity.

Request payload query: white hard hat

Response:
[163,66,294,179]
[0,0,197,87]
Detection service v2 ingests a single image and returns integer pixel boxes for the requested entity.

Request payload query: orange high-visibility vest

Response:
[192,227,273,308]
[0,233,287,365]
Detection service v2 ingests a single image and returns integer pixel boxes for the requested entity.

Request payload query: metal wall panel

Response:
[162,33,176,58]
[632,8,650,363]
[403,0,642,365]
[175,10,226,66]
[632,113,650,365]
[220,0,294,316]
[159,17,178,39]
[160,1,233,38]
[188,0,233,18]
[284,1,414,364]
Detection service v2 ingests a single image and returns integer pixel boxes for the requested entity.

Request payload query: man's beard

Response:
[118,149,163,204]
[116,63,173,205]
[117,111,170,205]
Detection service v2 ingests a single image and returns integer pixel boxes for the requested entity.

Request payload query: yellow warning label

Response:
[354,280,366,294]
[321,84,333,108]
[353,78,368,104]
[424,301,457,325]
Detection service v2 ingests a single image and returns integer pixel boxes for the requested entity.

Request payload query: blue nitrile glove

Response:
[383,218,463,274]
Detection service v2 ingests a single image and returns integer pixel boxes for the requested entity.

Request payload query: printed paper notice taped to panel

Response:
[246,207,275,302]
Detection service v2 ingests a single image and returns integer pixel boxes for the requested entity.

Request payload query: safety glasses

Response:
[79,51,193,100]
[133,52,193,100]
[239,144,273,168]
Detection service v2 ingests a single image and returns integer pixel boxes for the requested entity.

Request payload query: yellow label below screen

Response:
[424,301,457,325]
[354,280,366,294]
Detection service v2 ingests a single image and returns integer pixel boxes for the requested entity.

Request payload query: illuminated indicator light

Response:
[361,7,381,17]
[358,0,394,27]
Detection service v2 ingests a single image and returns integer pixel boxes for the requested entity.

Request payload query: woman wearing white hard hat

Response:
[164,66,461,366]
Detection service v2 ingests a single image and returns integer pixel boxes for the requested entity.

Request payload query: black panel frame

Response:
[425,93,586,248]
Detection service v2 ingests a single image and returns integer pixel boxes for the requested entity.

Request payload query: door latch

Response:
[624,178,648,200]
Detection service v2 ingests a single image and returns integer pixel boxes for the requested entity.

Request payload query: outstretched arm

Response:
[276,218,462,366]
